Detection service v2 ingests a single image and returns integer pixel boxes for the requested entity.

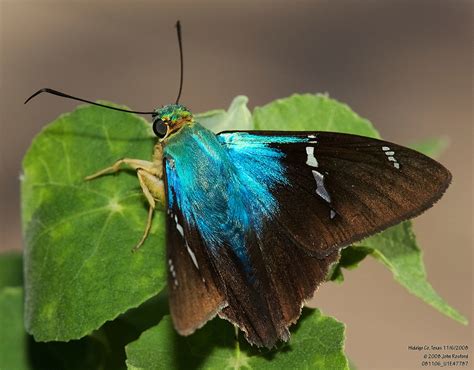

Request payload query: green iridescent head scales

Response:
[154,104,193,123]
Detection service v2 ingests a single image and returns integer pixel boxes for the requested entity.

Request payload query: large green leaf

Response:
[0,252,168,370]
[0,287,29,370]
[197,95,252,133]
[329,246,372,283]
[96,290,170,370]
[0,252,27,370]
[21,103,166,341]
[0,252,23,290]
[253,93,380,137]
[409,137,449,159]
[0,283,113,370]
[125,309,349,370]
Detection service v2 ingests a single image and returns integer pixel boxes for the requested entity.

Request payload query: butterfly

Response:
[25,22,451,348]
[146,109,451,348]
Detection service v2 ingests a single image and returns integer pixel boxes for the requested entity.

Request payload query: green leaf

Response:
[0,252,23,290]
[21,103,166,341]
[96,290,170,370]
[329,247,372,283]
[348,359,358,370]
[253,93,380,138]
[0,287,29,370]
[357,222,467,324]
[197,96,252,133]
[29,335,106,370]
[0,285,109,370]
[125,309,349,370]
[0,253,113,370]
[409,137,449,159]
[0,253,28,370]
[0,252,29,370]
[0,286,116,370]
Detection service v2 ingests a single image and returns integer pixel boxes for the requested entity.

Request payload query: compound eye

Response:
[152,119,168,138]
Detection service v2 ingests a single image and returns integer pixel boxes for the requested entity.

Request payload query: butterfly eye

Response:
[152,118,168,138]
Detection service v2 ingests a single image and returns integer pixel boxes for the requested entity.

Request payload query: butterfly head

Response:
[152,104,193,140]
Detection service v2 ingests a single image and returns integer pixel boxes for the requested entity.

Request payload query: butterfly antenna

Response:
[24,88,155,115]
[175,20,184,104]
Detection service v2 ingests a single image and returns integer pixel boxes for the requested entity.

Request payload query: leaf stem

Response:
[234,325,241,363]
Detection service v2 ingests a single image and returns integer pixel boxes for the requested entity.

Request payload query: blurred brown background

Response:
[1,1,472,369]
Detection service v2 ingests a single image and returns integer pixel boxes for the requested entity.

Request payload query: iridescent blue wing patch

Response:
[218,131,451,257]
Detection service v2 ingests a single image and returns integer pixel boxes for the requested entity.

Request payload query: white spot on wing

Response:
[382,146,400,169]
[174,215,185,238]
[305,147,319,167]
[330,210,336,219]
[308,134,318,144]
[173,215,199,270]
[186,242,199,269]
[312,170,331,203]
[168,258,178,287]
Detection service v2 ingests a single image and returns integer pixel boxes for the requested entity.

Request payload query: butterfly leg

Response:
[132,169,165,252]
[84,158,161,180]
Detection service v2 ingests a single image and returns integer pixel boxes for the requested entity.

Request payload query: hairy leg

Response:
[84,158,160,180]
[84,146,165,251]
